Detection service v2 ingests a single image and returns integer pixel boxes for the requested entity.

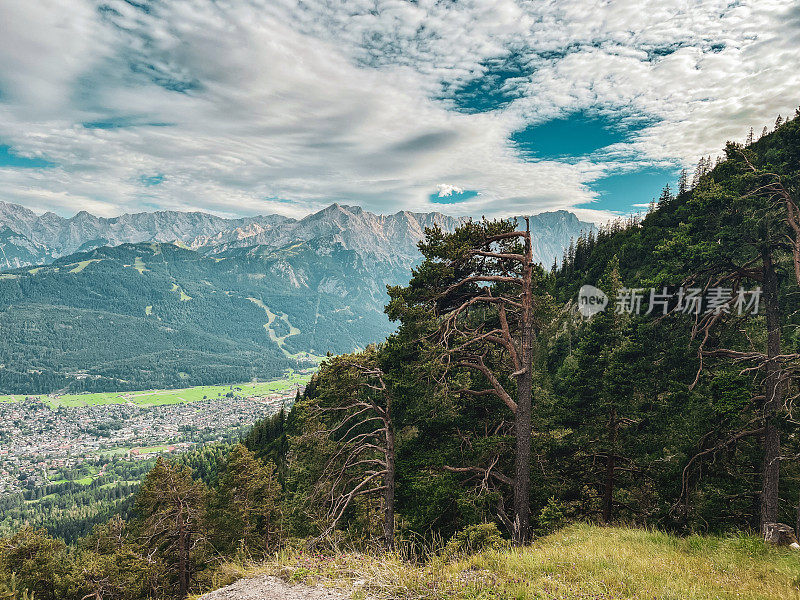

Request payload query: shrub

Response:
[537,497,568,534]
[443,523,507,557]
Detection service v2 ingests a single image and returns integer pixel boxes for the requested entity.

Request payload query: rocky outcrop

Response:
[198,576,348,600]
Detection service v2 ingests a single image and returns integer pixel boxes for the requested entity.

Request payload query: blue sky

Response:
[0,1,798,223]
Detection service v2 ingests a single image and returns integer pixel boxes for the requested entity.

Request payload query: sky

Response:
[0,0,798,223]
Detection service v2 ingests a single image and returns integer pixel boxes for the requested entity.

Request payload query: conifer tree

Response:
[0,527,65,600]
[211,444,281,556]
[299,348,397,549]
[658,184,673,206]
[666,129,800,532]
[678,169,689,195]
[555,257,639,523]
[136,458,207,599]
[387,218,550,545]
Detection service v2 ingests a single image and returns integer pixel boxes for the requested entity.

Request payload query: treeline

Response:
[1,112,799,599]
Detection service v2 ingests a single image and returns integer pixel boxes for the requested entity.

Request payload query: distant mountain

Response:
[0,201,290,266]
[0,201,593,393]
[0,201,593,271]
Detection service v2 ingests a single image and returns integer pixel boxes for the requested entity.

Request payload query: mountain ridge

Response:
[0,200,593,270]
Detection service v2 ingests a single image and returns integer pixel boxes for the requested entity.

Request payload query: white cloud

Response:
[436,184,465,197]
[0,0,797,223]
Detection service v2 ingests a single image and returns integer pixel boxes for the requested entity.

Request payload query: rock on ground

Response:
[762,522,800,548]
[198,576,350,600]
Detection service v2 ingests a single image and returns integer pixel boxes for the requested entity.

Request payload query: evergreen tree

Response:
[387,218,551,545]
[135,458,207,598]
[0,527,66,600]
[210,444,281,556]
[554,257,640,523]
[657,184,673,206]
[678,169,689,195]
[656,120,800,531]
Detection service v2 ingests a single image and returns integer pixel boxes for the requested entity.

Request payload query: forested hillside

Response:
[0,240,396,393]
[0,112,798,599]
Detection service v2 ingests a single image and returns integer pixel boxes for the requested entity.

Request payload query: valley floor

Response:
[196,524,800,600]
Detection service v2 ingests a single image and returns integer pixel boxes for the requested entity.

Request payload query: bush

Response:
[537,497,568,534]
[443,523,507,557]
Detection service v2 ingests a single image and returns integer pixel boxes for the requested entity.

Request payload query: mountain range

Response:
[0,201,591,271]
[0,201,593,394]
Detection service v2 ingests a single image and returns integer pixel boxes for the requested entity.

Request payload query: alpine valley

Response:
[0,202,592,394]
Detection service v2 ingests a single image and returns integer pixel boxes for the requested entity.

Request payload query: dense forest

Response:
[1,112,798,599]
[0,239,399,394]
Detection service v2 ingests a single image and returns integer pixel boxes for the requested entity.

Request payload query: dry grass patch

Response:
[203,524,800,600]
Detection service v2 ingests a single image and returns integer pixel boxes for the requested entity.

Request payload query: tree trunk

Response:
[761,250,782,533]
[384,423,396,550]
[178,519,189,599]
[602,408,618,524]
[512,225,533,546]
[796,493,800,538]
[513,348,532,545]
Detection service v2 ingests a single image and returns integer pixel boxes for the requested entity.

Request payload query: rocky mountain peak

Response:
[0,200,594,271]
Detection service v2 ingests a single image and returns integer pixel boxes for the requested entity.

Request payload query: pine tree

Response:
[555,256,638,524]
[0,527,65,600]
[775,115,783,129]
[762,125,769,139]
[657,184,673,206]
[746,127,754,145]
[678,169,689,195]
[691,158,704,188]
[136,458,207,599]
[211,444,281,556]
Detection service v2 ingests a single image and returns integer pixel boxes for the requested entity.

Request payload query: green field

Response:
[0,371,313,408]
[134,445,173,455]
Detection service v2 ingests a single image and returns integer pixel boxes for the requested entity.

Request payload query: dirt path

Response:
[198,576,350,600]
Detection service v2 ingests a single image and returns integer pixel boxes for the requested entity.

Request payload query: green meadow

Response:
[0,371,313,408]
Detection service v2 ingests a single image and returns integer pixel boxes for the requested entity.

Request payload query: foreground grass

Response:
[201,524,800,600]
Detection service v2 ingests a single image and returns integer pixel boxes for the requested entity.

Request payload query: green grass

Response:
[207,524,800,600]
[67,258,103,273]
[0,372,313,408]
[132,256,148,273]
[135,445,172,454]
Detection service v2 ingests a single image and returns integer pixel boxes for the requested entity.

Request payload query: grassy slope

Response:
[204,524,800,600]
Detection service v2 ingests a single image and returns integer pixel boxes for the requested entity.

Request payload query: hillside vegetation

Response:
[204,524,800,600]
[0,240,390,393]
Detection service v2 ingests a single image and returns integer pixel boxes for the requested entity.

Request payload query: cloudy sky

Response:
[0,0,798,222]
